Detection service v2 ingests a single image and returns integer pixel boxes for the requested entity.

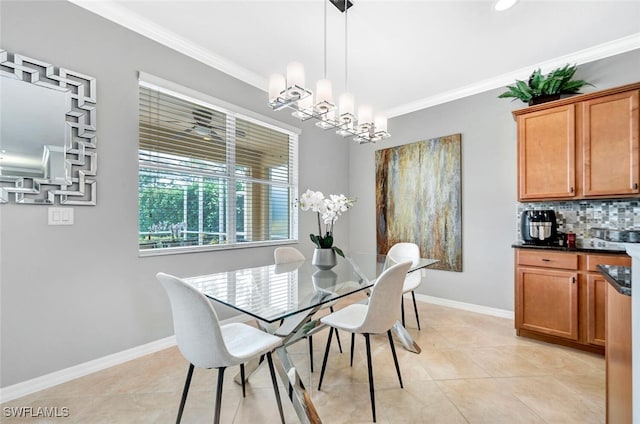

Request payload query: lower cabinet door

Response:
[586,274,606,346]
[516,267,579,340]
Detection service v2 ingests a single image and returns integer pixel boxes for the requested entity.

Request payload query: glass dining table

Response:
[184,252,438,424]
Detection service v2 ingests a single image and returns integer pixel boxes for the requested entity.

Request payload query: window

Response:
[138,76,298,254]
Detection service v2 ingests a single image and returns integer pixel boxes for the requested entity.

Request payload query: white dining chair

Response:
[387,242,423,330]
[273,246,305,263]
[273,246,343,372]
[317,261,412,423]
[156,272,285,424]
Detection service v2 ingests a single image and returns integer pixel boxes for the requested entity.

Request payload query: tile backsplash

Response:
[517,199,640,249]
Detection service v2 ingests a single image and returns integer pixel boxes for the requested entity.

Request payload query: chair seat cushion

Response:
[221,323,282,361]
[320,304,368,332]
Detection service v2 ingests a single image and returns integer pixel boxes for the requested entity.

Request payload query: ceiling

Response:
[72,0,640,118]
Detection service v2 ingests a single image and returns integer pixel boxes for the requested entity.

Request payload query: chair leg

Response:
[266,352,286,424]
[364,333,376,423]
[213,367,226,424]
[330,306,343,353]
[317,327,334,390]
[350,332,355,367]
[308,335,314,373]
[240,363,246,397]
[387,330,403,388]
[411,291,421,330]
[176,363,194,424]
[401,296,406,327]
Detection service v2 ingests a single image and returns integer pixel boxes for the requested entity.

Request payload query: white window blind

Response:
[138,80,298,253]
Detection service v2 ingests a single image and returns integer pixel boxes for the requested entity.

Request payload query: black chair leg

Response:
[240,363,246,397]
[350,332,355,367]
[387,330,403,388]
[317,327,334,390]
[330,306,343,353]
[214,367,226,424]
[266,352,286,424]
[308,335,314,373]
[176,363,194,424]
[411,291,421,330]
[401,296,406,327]
[364,333,376,423]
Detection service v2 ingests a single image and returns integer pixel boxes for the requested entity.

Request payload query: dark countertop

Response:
[597,264,632,296]
[512,243,627,254]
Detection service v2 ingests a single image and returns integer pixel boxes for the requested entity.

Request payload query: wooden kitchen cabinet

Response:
[514,248,630,353]
[606,282,632,424]
[517,105,576,200]
[583,90,639,197]
[513,82,640,201]
[517,266,579,340]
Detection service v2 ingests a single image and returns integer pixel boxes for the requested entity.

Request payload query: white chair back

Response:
[274,246,305,264]
[156,272,233,369]
[358,261,412,334]
[387,242,420,266]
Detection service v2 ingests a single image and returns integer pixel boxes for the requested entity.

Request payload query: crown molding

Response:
[69,1,638,119]
[385,33,640,118]
[67,0,267,90]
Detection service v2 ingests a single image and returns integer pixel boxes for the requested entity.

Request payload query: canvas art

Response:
[375,133,462,272]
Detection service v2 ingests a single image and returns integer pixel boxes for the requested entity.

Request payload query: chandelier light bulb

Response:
[268,74,285,103]
[339,92,354,117]
[374,115,388,133]
[358,105,373,125]
[286,62,305,89]
[316,79,333,104]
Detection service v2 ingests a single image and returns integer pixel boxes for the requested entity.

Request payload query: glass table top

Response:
[184,253,438,323]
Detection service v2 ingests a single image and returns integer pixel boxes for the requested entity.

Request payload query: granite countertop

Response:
[511,243,627,254]
[597,264,632,296]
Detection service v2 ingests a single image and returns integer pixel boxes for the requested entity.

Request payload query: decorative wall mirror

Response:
[0,49,97,204]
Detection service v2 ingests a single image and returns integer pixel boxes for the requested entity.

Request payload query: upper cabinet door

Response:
[582,90,639,197]
[518,104,576,200]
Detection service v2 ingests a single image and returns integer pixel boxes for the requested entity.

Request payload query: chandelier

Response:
[267,0,390,144]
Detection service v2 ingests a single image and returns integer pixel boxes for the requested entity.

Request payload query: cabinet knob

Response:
[570,187,574,193]
[541,259,551,262]
[572,277,576,284]
[634,183,638,190]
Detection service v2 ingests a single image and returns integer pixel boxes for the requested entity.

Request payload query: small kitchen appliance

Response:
[521,210,559,245]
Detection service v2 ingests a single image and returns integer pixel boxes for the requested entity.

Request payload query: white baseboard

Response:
[0,315,251,403]
[413,293,514,320]
[1,300,509,403]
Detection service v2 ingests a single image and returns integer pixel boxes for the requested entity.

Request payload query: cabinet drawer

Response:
[517,250,578,270]
[586,254,631,272]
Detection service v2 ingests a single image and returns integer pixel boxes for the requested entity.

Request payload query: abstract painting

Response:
[375,133,462,272]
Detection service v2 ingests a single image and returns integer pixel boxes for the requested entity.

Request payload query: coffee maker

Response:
[521,210,558,245]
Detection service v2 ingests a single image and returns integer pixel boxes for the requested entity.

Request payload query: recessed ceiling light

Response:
[494,0,519,11]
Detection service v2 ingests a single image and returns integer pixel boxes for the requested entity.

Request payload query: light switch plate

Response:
[48,207,74,225]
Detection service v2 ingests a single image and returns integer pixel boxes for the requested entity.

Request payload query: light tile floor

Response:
[1,301,605,423]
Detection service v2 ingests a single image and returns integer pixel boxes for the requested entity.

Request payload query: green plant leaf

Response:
[309,234,321,248]
[499,63,592,103]
[332,246,345,257]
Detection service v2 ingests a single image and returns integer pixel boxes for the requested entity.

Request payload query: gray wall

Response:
[0,1,350,387]
[348,48,640,311]
[1,0,638,389]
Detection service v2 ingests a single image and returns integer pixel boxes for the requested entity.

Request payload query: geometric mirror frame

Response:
[0,49,97,205]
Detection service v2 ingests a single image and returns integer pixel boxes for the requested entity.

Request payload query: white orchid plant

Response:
[299,189,356,257]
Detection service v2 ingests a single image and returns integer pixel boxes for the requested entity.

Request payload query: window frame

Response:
[138,72,300,257]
